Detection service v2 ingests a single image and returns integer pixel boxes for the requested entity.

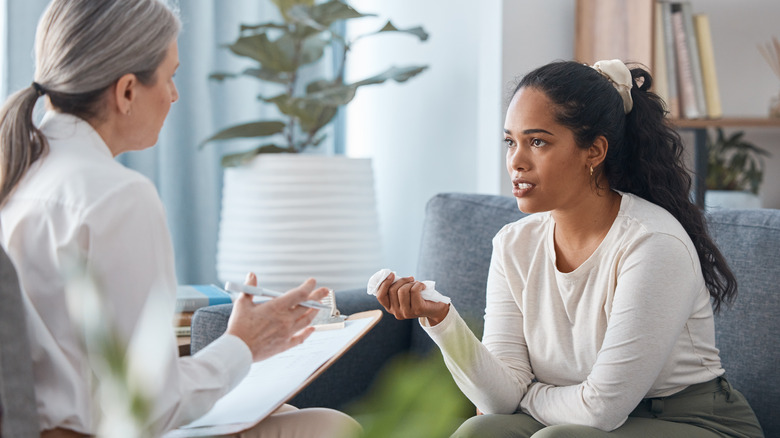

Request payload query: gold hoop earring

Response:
[589,166,594,176]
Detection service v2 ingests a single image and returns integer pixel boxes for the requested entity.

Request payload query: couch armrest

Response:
[190,288,413,409]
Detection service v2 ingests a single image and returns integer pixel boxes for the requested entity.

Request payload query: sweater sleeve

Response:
[421,233,534,414]
[519,232,701,431]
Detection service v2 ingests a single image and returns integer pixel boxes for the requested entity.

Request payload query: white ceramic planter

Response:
[216,155,382,292]
[705,190,761,211]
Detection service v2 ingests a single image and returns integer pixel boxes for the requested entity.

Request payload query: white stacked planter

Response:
[217,155,382,292]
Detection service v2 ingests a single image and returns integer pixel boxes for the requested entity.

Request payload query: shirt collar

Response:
[39,111,114,159]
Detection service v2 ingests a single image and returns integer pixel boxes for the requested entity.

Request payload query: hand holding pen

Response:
[224,273,330,362]
[224,281,330,310]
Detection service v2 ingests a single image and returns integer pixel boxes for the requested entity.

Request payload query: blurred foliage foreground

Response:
[347,353,473,438]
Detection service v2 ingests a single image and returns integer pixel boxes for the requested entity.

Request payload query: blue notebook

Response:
[176,284,233,313]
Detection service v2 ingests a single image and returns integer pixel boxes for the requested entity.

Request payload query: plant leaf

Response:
[228,32,297,72]
[286,1,373,31]
[353,20,429,42]
[299,34,330,66]
[239,22,287,34]
[287,6,326,31]
[376,20,429,41]
[200,121,286,148]
[271,0,315,20]
[310,1,374,26]
[263,94,338,134]
[352,64,429,86]
[302,83,358,106]
[220,145,295,167]
[242,68,290,85]
[209,72,239,82]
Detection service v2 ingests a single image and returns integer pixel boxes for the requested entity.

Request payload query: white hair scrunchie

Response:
[592,59,633,114]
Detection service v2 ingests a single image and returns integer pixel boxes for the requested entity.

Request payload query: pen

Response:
[224,281,331,310]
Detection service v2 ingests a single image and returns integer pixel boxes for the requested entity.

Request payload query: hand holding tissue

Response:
[366,268,451,304]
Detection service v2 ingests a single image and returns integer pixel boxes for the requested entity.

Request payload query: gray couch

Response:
[192,192,780,436]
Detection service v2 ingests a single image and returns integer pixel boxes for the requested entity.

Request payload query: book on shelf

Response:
[670,3,702,119]
[652,1,670,111]
[176,284,233,313]
[693,14,722,118]
[659,1,721,119]
[680,2,708,117]
[173,311,194,328]
[659,1,681,118]
[174,326,192,337]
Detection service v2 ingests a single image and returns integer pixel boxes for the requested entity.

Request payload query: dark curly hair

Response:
[514,60,736,312]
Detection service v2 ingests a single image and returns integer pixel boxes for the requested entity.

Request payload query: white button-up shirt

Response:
[0,111,251,435]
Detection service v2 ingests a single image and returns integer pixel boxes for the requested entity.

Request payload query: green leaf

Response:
[221,144,296,167]
[228,32,297,72]
[299,34,330,66]
[242,68,290,85]
[309,1,375,26]
[263,94,338,134]
[377,20,430,41]
[306,79,336,94]
[200,121,286,148]
[239,22,287,33]
[271,0,315,21]
[303,82,358,106]
[354,20,429,42]
[292,65,428,108]
[287,1,373,30]
[209,72,238,82]
[352,65,429,87]
[287,5,328,31]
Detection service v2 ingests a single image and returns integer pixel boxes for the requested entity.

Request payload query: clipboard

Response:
[163,310,382,437]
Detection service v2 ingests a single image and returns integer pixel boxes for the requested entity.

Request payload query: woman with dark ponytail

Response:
[374,60,763,437]
[0,1,360,437]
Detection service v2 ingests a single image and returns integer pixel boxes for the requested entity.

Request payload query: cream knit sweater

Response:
[422,193,724,431]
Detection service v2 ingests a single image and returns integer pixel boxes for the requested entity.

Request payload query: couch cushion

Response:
[707,208,780,437]
[414,193,526,354]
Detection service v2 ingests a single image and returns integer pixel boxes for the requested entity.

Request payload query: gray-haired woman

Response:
[0,1,360,437]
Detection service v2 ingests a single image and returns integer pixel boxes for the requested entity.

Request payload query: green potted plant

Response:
[202,0,429,166]
[206,0,429,291]
[705,128,771,209]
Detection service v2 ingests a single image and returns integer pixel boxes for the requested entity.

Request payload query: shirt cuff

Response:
[192,333,252,392]
[419,304,460,335]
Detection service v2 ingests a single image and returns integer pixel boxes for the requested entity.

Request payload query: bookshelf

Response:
[575,0,780,208]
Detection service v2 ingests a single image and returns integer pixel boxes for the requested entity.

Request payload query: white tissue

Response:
[366,268,451,304]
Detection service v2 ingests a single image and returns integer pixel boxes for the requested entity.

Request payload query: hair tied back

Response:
[31,82,46,97]
[591,59,633,114]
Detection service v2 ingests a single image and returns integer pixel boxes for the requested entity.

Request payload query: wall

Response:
[345,0,482,275]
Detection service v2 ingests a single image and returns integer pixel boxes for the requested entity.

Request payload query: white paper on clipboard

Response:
[163,310,381,437]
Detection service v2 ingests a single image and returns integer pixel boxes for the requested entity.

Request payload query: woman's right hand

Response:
[375,272,449,326]
[225,273,329,362]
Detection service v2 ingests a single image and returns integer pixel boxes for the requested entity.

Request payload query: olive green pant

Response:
[451,377,763,438]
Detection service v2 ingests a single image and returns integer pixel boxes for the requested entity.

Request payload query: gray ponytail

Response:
[0,0,181,206]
